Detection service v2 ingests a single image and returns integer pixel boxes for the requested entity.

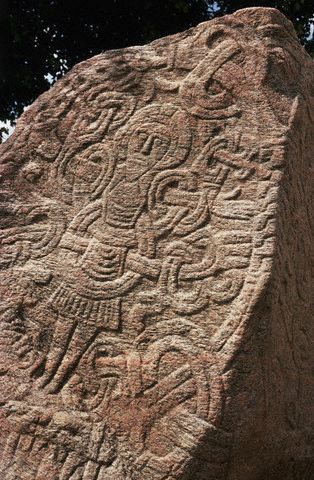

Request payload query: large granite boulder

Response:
[0,7,313,479]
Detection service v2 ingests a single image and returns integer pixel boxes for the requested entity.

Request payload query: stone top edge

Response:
[232,6,295,27]
[0,6,305,147]
[63,6,298,69]
[234,6,287,15]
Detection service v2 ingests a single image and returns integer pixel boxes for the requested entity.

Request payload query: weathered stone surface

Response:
[1,7,314,479]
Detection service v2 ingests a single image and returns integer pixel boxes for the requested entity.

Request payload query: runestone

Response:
[1,7,314,480]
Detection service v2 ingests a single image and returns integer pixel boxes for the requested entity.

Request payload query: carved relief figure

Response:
[39,104,192,393]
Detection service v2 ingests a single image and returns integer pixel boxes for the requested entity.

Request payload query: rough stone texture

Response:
[0,7,314,479]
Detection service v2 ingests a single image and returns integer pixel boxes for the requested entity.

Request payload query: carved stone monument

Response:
[1,7,314,479]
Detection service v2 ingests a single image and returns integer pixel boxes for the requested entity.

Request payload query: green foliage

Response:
[0,0,313,139]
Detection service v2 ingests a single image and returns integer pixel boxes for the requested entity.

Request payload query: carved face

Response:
[126,127,170,181]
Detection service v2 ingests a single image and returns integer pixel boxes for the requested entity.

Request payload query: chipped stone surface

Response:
[1,7,314,479]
